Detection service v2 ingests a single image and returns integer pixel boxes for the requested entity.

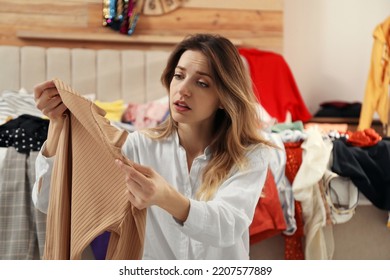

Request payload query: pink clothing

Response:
[122,99,169,129]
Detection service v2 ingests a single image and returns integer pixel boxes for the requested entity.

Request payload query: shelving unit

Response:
[16,30,243,46]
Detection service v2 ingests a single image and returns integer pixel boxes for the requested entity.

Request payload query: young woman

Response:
[33,33,275,259]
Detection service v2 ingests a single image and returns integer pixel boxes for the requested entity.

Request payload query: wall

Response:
[0,0,283,52]
[4,0,388,118]
[284,0,390,115]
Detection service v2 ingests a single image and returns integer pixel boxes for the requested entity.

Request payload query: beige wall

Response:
[284,0,390,115]
[0,0,283,52]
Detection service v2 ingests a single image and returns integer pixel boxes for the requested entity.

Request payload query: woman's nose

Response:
[178,81,191,97]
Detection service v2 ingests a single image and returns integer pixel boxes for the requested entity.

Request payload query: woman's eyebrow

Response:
[176,65,212,78]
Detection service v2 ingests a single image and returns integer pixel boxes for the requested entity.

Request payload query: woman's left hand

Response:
[115,158,190,222]
[115,159,170,210]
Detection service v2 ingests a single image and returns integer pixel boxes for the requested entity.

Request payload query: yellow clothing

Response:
[94,99,125,122]
[358,16,390,131]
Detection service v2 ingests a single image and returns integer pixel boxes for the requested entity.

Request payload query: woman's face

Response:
[169,50,222,128]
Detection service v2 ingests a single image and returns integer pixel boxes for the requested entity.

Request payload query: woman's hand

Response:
[34,80,68,120]
[115,159,168,209]
[115,159,190,223]
[34,80,68,156]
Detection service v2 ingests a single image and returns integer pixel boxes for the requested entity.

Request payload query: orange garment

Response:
[346,128,382,147]
[283,141,305,260]
[249,168,287,245]
[43,79,146,260]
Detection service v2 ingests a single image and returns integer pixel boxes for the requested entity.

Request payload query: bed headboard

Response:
[0,46,171,103]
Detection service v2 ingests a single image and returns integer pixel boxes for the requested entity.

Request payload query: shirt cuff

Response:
[181,199,206,235]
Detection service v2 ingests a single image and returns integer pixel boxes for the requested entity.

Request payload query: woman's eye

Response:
[173,73,183,79]
[197,81,209,88]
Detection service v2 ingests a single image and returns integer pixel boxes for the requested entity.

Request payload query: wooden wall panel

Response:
[0,0,283,53]
[183,0,283,11]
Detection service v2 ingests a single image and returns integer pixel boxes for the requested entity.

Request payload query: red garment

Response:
[284,141,304,184]
[250,168,286,245]
[346,128,382,147]
[239,48,312,123]
[285,201,305,260]
[283,142,305,260]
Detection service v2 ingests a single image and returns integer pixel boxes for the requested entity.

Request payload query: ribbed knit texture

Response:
[43,79,146,260]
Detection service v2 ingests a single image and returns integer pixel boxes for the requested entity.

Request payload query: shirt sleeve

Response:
[180,146,271,248]
[32,141,55,214]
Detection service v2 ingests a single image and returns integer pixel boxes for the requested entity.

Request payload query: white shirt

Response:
[32,130,271,260]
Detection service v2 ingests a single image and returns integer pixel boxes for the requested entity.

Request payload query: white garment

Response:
[32,145,54,214]
[33,130,271,260]
[0,147,8,189]
[292,127,334,260]
[0,89,44,124]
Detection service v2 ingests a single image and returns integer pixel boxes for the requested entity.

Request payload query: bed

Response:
[0,46,170,103]
[0,45,389,260]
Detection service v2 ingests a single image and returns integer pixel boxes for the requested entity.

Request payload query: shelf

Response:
[16,30,243,46]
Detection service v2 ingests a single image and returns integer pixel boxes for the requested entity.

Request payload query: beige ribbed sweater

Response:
[43,79,146,260]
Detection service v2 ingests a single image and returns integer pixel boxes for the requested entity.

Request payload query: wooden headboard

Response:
[0,46,171,103]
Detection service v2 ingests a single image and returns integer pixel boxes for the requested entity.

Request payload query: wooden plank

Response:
[0,1,88,27]
[0,13,88,28]
[0,1,87,15]
[136,8,283,34]
[88,2,106,27]
[16,30,243,45]
[88,3,283,33]
[183,0,283,11]
[0,0,99,4]
[242,36,283,53]
[0,0,283,53]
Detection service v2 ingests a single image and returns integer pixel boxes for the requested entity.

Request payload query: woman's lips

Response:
[173,101,191,112]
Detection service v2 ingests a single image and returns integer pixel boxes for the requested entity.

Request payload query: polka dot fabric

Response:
[0,114,49,154]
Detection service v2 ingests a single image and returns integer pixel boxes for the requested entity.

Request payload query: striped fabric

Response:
[43,79,146,260]
[0,89,44,125]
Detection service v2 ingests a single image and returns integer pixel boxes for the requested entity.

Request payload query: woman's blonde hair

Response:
[144,33,273,200]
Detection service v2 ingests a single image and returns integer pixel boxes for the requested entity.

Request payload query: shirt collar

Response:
[173,129,211,160]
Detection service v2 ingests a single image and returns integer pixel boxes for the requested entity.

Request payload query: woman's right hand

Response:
[34,80,68,120]
[34,80,68,157]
